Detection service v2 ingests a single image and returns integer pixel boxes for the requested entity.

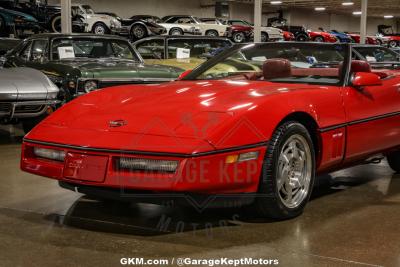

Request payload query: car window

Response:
[167,39,232,59]
[51,38,140,61]
[136,39,165,59]
[19,41,32,61]
[354,47,399,62]
[30,39,48,62]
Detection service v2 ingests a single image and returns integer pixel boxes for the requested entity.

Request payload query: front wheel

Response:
[169,28,183,35]
[296,33,308,42]
[387,151,400,173]
[232,32,246,43]
[254,122,315,219]
[131,24,147,40]
[261,32,269,42]
[314,36,324,42]
[92,23,109,35]
[205,30,219,37]
[388,40,398,48]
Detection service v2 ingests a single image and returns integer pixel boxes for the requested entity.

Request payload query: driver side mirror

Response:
[352,72,382,88]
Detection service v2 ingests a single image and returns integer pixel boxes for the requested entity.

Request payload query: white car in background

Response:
[71,4,121,34]
[162,15,227,37]
[223,19,284,42]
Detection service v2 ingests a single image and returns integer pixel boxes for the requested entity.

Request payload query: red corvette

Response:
[308,30,338,43]
[21,43,400,219]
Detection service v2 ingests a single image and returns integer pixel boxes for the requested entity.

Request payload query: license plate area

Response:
[63,153,108,182]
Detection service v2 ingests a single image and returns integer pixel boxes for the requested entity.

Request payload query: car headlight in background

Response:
[33,147,66,162]
[84,80,98,92]
[118,157,179,173]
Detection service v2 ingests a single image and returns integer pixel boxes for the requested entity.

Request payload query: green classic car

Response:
[4,33,184,101]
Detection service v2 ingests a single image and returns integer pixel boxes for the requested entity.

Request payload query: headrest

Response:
[263,59,292,80]
[350,60,371,73]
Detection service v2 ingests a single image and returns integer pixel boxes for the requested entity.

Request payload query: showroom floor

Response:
[0,125,399,267]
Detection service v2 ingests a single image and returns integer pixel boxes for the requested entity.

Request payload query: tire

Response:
[388,40,398,48]
[50,15,61,33]
[254,121,316,219]
[92,22,109,35]
[169,28,183,35]
[130,24,147,40]
[261,32,269,42]
[205,30,219,37]
[314,36,324,42]
[376,39,382,46]
[22,114,48,134]
[296,33,308,42]
[387,151,400,173]
[232,32,246,43]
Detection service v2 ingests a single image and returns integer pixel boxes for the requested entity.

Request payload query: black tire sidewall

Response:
[92,23,109,34]
[233,32,245,43]
[131,24,147,40]
[256,122,316,219]
[170,28,183,35]
[387,151,400,172]
[261,32,268,42]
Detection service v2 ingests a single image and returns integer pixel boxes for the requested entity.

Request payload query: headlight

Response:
[118,157,179,173]
[84,80,98,92]
[34,147,66,162]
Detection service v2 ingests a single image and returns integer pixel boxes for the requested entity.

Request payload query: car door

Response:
[343,64,400,161]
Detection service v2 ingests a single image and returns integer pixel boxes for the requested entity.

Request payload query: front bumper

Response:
[21,140,266,194]
[0,100,60,120]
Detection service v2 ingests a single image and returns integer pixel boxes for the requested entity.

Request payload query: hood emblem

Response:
[109,120,128,128]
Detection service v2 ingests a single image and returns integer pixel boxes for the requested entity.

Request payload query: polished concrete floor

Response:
[0,124,399,267]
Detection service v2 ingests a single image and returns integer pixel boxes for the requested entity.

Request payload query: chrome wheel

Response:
[261,33,268,42]
[388,40,398,48]
[206,30,218,37]
[233,32,245,43]
[94,24,106,35]
[133,25,145,39]
[277,134,312,209]
[170,29,182,35]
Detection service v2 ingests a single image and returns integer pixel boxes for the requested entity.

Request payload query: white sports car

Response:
[223,19,284,42]
[162,15,228,36]
[71,4,121,35]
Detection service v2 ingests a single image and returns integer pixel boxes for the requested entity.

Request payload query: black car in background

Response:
[0,0,84,32]
[111,15,166,41]
[0,37,20,66]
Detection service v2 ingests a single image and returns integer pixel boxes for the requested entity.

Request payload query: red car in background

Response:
[224,24,253,43]
[21,43,400,220]
[283,31,295,41]
[348,34,378,45]
[308,30,338,42]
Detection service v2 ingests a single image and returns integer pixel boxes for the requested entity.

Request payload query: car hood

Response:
[56,59,184,79]
[0,68,58,101]
[27,79,310,152]
[0,8,37,22]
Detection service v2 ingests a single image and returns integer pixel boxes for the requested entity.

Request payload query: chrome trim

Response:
[0,100,60,119]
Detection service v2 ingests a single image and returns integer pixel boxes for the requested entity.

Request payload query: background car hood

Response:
[0,68,58,101]
[57,59,183,79]
[0,8,37,22]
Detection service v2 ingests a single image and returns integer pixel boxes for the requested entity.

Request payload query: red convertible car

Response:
[308,30,338,43]
[21,43,400,220]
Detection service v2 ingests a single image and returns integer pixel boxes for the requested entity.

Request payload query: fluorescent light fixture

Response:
[315,7,326,11]
[384,15,394,19]
[270,1,282,4]
[342,2,354,6]
[353,11,362,15]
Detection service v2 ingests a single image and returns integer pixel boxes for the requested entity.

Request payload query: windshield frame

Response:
[49,36,142,62]
[182,42,352,86]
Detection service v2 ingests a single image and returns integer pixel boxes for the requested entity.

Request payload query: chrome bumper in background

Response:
[0,100,60,120]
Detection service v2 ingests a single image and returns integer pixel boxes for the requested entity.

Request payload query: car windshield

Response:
[51,38,140,61]
[186,43,347,85]
[133,16,162,23]
[82,5,94,14]
[354,47,399,63]
[167,39,233,59]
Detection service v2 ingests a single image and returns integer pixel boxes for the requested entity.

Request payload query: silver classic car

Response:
[0,67,59,133]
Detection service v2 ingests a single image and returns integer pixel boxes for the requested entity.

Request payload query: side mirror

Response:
[352,72,382,88]
[177,69,192,80]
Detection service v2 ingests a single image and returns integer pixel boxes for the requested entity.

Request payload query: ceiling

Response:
[229,0,400,18]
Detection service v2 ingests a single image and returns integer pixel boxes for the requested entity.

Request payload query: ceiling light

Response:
[384,15,394,19]
[342,2,354,6]
[315,7,326,11]
[353,11,362,15]
[270,1,282,4]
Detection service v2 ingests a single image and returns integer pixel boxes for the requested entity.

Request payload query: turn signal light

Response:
[225,151,259,164]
